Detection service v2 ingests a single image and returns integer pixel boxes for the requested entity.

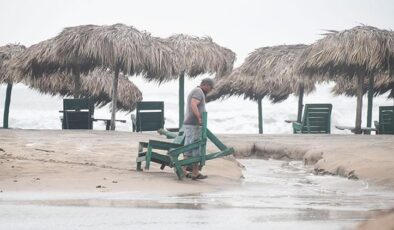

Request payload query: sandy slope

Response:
[0,129,241,195]
[220,134,394,190]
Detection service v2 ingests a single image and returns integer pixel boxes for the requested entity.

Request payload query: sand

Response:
[1,130,394,193]
[1,129,394,229]
[0,129,241,195]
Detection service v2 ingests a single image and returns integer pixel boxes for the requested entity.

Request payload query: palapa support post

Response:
[366,74,374,135]
[297,83,304,123]
[355,75,364,134]
[3,83,13,129]
[179,72,185,129]
[258,97,263,134]
[110,68,120,130]
[72,67,81,98]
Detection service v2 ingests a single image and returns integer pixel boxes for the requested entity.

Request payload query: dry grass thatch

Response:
[0,44,26,83]
[26,68,143,112]
[299,25,394,78]
[1,44,142,111]
[11,24,181,82]
[331,73,394,99]
[207,44,316,103]
[165,34,236,77]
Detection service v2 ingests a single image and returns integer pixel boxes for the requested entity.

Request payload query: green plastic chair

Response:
[291,104,332,134]
[132,101,164,132]
[61,98,94,129]
[375,106,394,135]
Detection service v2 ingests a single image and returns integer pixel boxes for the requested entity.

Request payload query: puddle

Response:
[1,159,394,230]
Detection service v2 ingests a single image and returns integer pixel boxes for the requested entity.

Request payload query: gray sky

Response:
[1,0,394,131]
[1,0,393,66]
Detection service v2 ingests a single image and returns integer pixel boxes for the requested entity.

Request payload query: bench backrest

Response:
[136,101,164,132]
[62,98,94,129]
[379,106,394,134]
[63,98,94,114]
[302,103,332,134]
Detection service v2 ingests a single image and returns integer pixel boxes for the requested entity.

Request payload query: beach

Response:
[1,129,394,229]
[1,129,394,193]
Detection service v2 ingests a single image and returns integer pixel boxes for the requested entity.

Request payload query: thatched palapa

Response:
[299,26,394,77]
[299,25,394,133]
[165,34,236,77]
[161,33,236,128]
[0,44,25,83]
[207,44,315,102]
[331,73,394,99]
[11,23,183,130]
[13,24,180,80]
[1,44,142,112]
[1,44,26,128]
[207,44,315,134]
[27,69,143,112]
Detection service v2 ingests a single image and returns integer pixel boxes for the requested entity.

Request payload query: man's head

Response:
[200,78,215,94]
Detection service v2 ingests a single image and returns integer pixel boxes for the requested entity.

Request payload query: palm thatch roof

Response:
[207,44,316,103]
[11,24,180,81]
[1,44,142,111]
[299,25,394,78]
[0,44,25,83]
[165,34,236,78]
[331,73,394,99]
[27,69,143,111]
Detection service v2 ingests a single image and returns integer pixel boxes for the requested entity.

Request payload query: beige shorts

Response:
[183,125,201,157]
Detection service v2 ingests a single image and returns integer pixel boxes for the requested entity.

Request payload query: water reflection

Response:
[1,159,393,230]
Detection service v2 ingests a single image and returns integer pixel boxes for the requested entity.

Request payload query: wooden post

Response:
[258,97,263,134]
[72,67,81,98]
[3,83,13,128]
[110,68,119,130]
[355,75,364,134]
[366,74,374,134]
[179,72,185,129]
[297,83,304,123]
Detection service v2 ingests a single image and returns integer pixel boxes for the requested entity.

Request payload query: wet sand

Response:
[1,129,394,229]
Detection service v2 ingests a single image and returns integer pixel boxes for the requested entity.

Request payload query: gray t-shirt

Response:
[184,87,206,125]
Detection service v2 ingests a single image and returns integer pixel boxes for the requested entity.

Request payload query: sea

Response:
[0,76,393,134]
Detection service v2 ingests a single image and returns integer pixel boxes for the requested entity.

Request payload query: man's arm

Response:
[190,98,202,125]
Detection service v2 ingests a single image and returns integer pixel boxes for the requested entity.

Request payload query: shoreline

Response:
[1,129,394,193]
[1,129,394,229]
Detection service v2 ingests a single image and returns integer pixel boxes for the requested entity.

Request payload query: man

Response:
[183,78,214,180]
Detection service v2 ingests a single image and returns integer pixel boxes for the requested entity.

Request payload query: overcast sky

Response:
[1,0,394,66]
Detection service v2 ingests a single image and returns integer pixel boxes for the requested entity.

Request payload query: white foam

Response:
[1,81,393,134]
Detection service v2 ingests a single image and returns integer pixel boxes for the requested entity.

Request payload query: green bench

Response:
[131,101,164,132]
[60,98,126,130]
[286,104,332,134]
[375,106,394,135]
[61,98,94,129]
[136,112,234,180]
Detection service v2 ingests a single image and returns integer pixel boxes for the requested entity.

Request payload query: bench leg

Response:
[145,145,152,170]
[171,157,184,180]
[137,162,143,171]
